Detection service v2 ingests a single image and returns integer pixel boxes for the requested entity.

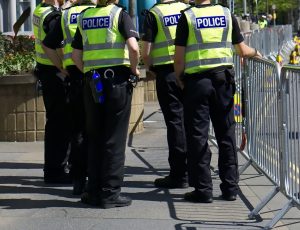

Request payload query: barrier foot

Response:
[263,199,293,230]
[248,186,280,219]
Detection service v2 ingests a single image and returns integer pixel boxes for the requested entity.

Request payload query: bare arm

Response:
[42,43,68,76]
[126,37,140,76]
[174,45,186,89]
[71,49,84,73]
[141,41,152,70]
[234,42,262,58]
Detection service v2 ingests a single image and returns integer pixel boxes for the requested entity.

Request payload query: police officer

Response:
[42,0,96,195]
[33,0,72,184]
[174,0,262,203]
[258,14,268,29]
[141,0,189,189]
[71,0,140,208]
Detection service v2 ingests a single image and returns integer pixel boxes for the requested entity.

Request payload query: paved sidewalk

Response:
[0,102,300,230]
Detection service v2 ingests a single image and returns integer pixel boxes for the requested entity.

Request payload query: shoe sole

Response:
[100,200,132,209]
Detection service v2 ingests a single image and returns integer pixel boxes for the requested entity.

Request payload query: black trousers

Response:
[183,68,239,197]
[35,64,69,178]
[154,65,187,180]
[83,67,132,199]
[66,65,88,180]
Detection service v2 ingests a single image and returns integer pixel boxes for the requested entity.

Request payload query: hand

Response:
[176,77,184,90]
[131,68,140,77]
[59,68,69,77]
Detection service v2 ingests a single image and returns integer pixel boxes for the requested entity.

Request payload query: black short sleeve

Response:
[174,13,189,46]
[43,10,61,34]
[43,17,64,49]
[231,14,244,44]
[118,10,140,40]
[71,28,83,50]
[141,11,158,42]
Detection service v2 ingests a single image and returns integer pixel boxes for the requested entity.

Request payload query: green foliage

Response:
[0,34,35,76]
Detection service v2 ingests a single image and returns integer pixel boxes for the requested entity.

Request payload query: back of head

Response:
[97,0,118,5]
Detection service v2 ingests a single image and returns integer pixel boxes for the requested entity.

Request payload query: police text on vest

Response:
[70,13,80,24]
[196,16,226,29]
[163,14,181,27]
[82,16,110,30]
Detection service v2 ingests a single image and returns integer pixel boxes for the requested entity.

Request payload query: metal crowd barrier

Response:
[243,58,282,227]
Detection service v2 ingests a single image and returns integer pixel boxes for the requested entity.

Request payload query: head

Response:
[97,0,119,5]
[43,0,65,6]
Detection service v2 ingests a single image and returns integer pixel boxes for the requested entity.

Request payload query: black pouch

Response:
[225,68,236,95]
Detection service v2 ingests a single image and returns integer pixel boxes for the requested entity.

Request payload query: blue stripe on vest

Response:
[163,14,181,27]
[70,13,80,24]
[82,16,110,30]
[196,16,226,29]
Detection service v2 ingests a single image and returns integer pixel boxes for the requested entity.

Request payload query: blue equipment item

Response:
[90,70,105,104]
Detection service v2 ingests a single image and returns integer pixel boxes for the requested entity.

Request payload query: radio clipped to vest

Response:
[89,70,105,104]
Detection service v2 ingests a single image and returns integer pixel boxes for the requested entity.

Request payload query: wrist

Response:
[253,48,257,57]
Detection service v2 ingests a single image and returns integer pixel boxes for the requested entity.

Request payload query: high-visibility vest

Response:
[150,1,187,66]
[184,5,233,74]
[78,4,130,73]
[61,4,95,68]
[258,19,267,29]
[33,4,56,65]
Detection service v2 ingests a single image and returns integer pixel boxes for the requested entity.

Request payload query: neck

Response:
[194,0,211,5]
[43,0,58,7]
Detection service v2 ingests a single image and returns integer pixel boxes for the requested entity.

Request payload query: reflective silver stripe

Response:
[185,57,233,69]
[106,5,120,43]
[37,8,53,40]
[84,58,130,67]
[64,53,72,60]
[151,6,173,48]
[153,55,173,64]
[78,13,88,44]
[221,7,230,42]
[35,52,49,59]
[63,9,73,44]
[185,9,203,44]
[186,42,232,53]
[83,42,125,51]
[153,39,175,50]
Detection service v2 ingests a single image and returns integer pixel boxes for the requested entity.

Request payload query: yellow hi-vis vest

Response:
[78,4,130,74]
[184,5,233,74]
[61,4,95,68]
[258,19,267,29]
[33,4,56,65]
[150,1,187,66]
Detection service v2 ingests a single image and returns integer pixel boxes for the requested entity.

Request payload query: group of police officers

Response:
[33,0,261,209]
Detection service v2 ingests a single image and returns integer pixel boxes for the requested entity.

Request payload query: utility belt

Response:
[84,67,139,104]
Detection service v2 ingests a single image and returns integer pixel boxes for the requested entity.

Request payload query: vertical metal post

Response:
[129,0,137,28]
[9,0,17,32]
[243,0,247,16]
[0,0,3,32]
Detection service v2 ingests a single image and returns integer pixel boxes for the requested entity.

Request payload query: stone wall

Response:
[0,72,145,142]
[143,71,157,102]
[0,75,45,141]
